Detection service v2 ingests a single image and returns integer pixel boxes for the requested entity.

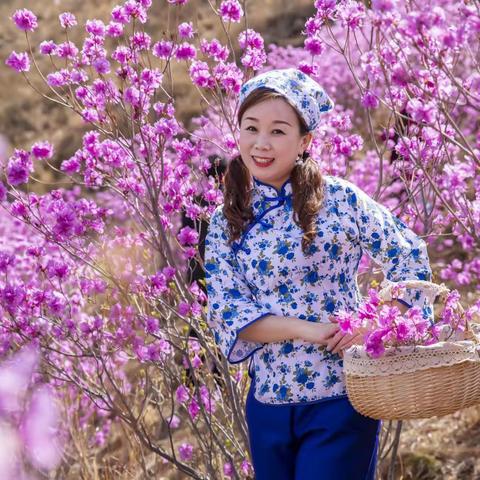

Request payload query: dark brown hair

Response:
[223,89,325,254]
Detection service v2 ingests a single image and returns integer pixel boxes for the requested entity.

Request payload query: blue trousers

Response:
[245,387,381,480]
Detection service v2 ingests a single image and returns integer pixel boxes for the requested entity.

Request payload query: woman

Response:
[204,69,431,479]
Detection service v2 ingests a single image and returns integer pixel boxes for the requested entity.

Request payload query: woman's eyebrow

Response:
[243,116,292,126]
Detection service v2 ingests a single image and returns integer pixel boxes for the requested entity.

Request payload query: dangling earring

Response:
[295,153,304,165]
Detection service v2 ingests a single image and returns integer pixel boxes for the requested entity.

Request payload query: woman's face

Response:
[239,97,312,191]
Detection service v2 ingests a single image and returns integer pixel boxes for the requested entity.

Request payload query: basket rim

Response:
[343,340,480,377]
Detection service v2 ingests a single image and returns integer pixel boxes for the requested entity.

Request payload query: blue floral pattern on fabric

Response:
[205,176,432,405]
[239,68,334,131]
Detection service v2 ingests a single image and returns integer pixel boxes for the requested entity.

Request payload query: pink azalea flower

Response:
[188,398,200,419]
[357,301,378,323]
[86,19,106,37]
[39,41,57,55]
[378,304,401,327]
[394,321,412,342]
[241,460,252,475]
[175,385,189,404]
[178,442,193,461]
[315,0,337,20]
[200,39,229,62]
[124,0,147,22]
[223,462,233,477]
[5,51,30,73]
[178,226,199,246]
[47,70,71,87]
[57,41,79,59]
[371,0,395,12]
[6,150,33,186]
[93,58,111,74]
[163,266,176,280]
[131,32,151,50]
[238,29,264,50]
[32,141,54,160]
[214,62,243,93]
[178,22,195,39]
[241,48,267,70]
[365,329,388,358]
[12,9,38,31]
[298,62,319,76]
[219,0,244,22]
[191,355,202,368]
[367,288,382,307]
[335,311,355,335]
[175,42,197,60]
[338,0,366,29]
[190,61,214,88]
[304,36,324,56]
[111,6,129,24]
[152,40,175,59]
[178,302,190,316]
[304,16,322,36]
[106,22,124,37]
[362,91,379,109]
[59,12,77,28]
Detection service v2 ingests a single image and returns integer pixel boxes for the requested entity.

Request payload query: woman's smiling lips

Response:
[252,155,275,167]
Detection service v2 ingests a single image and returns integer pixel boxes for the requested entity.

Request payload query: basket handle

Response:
[378,279,450,304]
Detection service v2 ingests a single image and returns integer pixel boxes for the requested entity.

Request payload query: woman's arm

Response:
[239,315,340,345]
[326,179,433,356]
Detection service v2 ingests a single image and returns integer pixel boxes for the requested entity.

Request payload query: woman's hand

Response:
[326,331,364,357]
[297,321,340,345]
[325,316,366,357]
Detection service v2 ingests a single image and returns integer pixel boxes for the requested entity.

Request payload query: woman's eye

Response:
[245,126,257,132]
[272,129,285,135]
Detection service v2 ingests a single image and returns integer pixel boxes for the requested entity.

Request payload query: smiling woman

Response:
[238,95,312,189]
[224,85,327,256]
[204,68,432,480]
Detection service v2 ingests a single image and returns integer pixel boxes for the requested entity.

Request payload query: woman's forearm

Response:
[238,315,304,343]
[238,315,339,345]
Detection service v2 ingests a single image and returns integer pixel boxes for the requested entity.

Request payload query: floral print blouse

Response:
[204,175,432,405]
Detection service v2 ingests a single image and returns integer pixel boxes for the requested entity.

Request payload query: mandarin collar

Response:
[231,177,293,254]
[252,177,293,200]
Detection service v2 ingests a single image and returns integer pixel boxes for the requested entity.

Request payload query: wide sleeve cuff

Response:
[227,312,271,364]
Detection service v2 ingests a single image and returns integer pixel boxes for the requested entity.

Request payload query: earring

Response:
[295,153,304,164]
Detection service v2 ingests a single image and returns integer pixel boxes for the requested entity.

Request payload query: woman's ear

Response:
[301,132,313,152]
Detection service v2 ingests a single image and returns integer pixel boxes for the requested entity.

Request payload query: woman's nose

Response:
[254,135,271,150]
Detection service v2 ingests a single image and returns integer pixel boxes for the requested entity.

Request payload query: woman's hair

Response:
[223,88,325,255]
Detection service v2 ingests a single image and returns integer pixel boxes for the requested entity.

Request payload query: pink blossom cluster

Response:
[238,29,267,70]
[219,0,244,23]
[0,346,62,477]
[299,0,480,290]
[334,287,469,358]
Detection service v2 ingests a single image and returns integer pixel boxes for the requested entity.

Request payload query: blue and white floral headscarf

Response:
[239,68,334,131]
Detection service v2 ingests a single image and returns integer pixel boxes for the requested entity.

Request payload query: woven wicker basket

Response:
[344,280,480,420]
